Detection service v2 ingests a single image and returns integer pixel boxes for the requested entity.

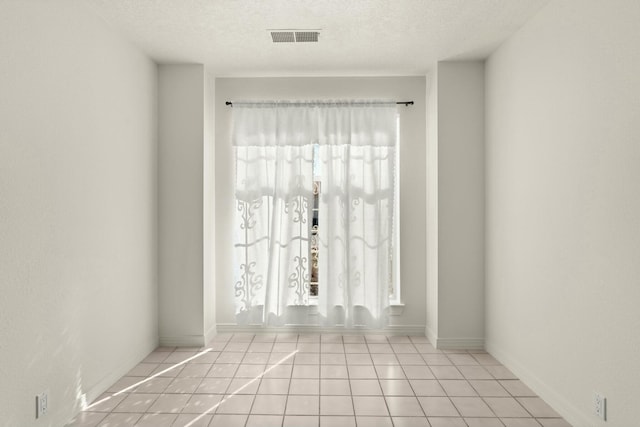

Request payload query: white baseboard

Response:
[82,342,157,407]
[425,325,484,350]
[83,369,127,408]
[434,337,485,350]
[159,334,208,347]
[204,324,217,344]
[215,323,426,336]
[426,325,437,347]
[485,341,592,427]
[160,326,219,347]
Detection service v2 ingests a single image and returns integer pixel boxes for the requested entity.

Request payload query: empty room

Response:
[1,0,638,426]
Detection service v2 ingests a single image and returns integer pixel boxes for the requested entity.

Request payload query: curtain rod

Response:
[225,101,414,107]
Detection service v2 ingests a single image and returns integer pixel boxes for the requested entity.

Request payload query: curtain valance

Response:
[231,100,397,147]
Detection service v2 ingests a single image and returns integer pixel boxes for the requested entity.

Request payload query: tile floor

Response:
[66,333,572,427]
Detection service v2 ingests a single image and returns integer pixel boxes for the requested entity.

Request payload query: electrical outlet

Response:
[35,392,48,419]
[594,392,606,420]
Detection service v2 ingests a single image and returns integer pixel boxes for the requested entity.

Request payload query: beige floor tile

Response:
[439,380,478,397]
[208,414,247,427]
[320,364,349,379]
[430,366,464,380]
[147,394,190,413]
[385,396,424,416]
[257,378,290,394]
[348,365,378,379]
[350,379,383,396]
[485,366,518,380]
[392,416,431,427]
[379,379,414,396]
[356,416,394,426]
[96,413,141,427]
[67,333,570,427]
[427,417,467,427]
[111,393,157,413]
[537,419,572,427]
[320,395,354,415]
[171,413,212,427]
[283,415,319,427]
[501,418,542,427]
[286,395,320,415]
[320,379,351,395]
[458,365,494,380]
[353,396,389,416]
[251,394,287,414]
[402,366,435,380]
[376,365,407,379]
[517,397,561,418]
[246,414,283,427]
[464,417,506,427]
[450,396,494,417]
[215,394,255,414]
[484,397,530,417]
[469,380,510,397]
[410,380,447,397]
[396,354,427,365]
[293,364,320,379]
[227,377,261,394]
[134,413,176,427]
[320,415,356,427]
[65,411,107,427]
[165,378,202,394]
[290,378,320,394]
[195,377,231,394]
[500,380,537,397]
[182,394,223,414]
[235,364,267,378]
[418,396,459,417]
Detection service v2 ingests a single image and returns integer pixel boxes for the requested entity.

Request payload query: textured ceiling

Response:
[80,0,550,76]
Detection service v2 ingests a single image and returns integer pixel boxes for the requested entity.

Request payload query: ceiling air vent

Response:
[269,30,320,43]
[295,31,319,42]
[271,31,295,43]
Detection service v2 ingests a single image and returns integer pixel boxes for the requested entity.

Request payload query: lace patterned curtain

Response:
[232,101,396,327]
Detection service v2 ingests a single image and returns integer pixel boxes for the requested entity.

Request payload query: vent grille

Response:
[271,32,295,43]
[295,32,319,42]
[269,30,320,43]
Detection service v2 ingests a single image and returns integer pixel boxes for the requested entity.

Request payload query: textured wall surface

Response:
[158,65,207,346]
[485,0,640,425]
[435,61,485,347]
[0,2,158,426]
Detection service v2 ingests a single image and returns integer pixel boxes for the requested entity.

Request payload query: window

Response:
[308,113,401,304]
[232,100,398,327]
[310,144,320,298]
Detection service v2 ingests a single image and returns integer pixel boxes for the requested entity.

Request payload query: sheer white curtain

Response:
[232,101,396,328]
[317,103,396,328]
[233,103,315,325]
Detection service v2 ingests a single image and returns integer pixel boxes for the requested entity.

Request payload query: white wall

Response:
[425,69,439,341]
[0,2,158,426]
[158,64,216,346]
[203,73,217,340]
[215,77,427,332]
[485,0,640,425]
[438,62,486,346]
[426,62,485,349]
